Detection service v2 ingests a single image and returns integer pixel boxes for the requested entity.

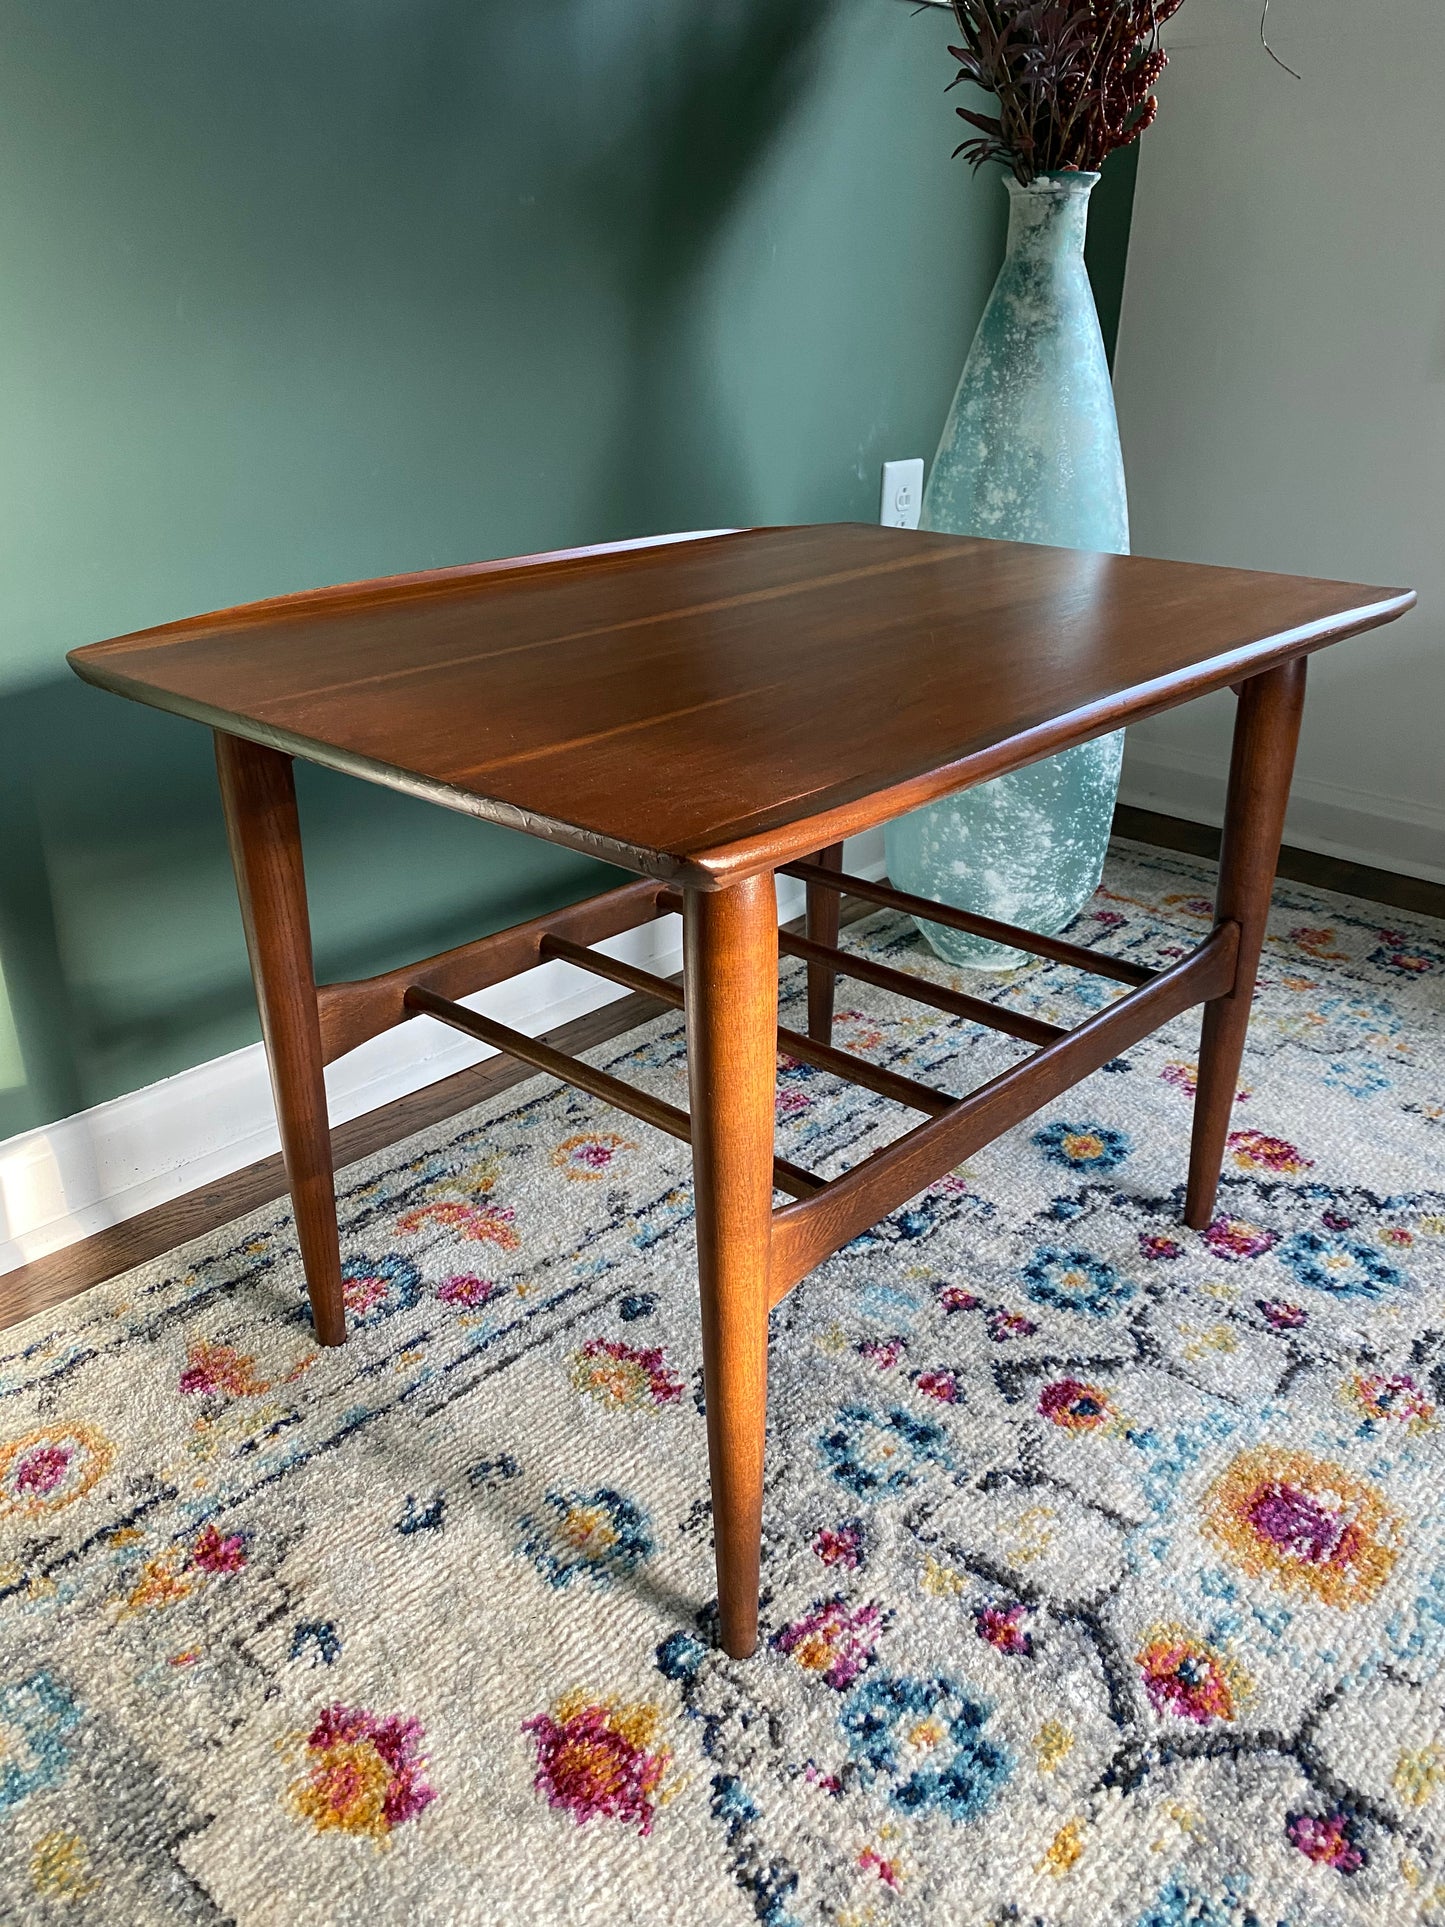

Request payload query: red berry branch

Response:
[946,1,1187,183]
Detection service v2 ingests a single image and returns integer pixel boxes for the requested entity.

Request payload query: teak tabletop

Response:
[69,524,1410,887]
[70,524,1414,1660]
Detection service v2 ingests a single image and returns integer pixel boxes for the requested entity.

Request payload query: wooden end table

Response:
[70,524,1413,1658]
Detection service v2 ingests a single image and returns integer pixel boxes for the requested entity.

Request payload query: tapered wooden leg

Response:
[215,732,346,1346]
[685,872,779,1659]
[1185,659,1307,1230]
[805,842,843,1043]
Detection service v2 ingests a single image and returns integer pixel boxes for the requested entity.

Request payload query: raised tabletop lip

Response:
[66,528,1415,891]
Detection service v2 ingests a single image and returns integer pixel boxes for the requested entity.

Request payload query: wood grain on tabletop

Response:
[68,524,1413,886]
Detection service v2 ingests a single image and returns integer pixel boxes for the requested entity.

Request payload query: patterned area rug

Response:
[2,841,1444,1926]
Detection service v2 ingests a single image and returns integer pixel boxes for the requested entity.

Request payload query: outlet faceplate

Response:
[880,458,925,530]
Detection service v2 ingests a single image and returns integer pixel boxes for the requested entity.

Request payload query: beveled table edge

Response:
[687,591,1416,883]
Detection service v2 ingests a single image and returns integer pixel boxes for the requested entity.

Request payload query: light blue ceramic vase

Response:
[885,170,1129,969]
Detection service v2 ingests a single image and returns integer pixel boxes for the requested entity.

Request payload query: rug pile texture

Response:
[2,843,1444,1925]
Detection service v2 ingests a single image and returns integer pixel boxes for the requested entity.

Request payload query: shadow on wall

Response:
[0,674,628,1142]
[2,0,989,1139]
[584,3,835,527]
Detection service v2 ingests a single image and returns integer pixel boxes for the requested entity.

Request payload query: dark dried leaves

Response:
[947,1,1187,181]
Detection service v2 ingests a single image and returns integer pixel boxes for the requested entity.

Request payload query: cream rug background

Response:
[1,842,1444,1926]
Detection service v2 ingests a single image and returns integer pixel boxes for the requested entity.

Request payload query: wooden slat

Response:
[777,1029,955,1119]
[767,922,1240,1304]
[316,877,669,1064]
[539,935,685,1009]
[403,986,823,1202]
[541,934,956,1118]
[777,930,1068,1047]
[782,861,1157,986]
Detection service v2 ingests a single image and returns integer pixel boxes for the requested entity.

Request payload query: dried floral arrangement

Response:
[945,1,1186,182]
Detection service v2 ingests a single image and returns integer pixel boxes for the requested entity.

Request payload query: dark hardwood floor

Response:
[1114,805,1445,922]
[0,984,676,1335]
[3,818,1440,1334]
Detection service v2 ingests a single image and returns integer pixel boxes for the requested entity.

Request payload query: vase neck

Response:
[1003,172,1098,265]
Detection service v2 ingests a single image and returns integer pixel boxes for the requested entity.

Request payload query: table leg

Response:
[215,732,347,1347]
[1185,658,1307,1231]
[804,842,843,1043]
[684,872,779,1659]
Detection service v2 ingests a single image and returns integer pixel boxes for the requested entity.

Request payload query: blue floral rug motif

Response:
[1,842,1443,1924]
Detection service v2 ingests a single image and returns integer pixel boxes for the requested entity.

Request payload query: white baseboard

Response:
[1120,741,1445,888]
[0,832,886,1277]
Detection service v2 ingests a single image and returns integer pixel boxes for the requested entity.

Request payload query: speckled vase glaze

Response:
[886,170,1129,969]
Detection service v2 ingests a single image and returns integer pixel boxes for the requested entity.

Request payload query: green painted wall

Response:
[0,0,1135,1140]
[1088,144,1139,371]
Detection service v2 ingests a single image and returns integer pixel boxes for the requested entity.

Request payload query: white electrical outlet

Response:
[880,458,925,530]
